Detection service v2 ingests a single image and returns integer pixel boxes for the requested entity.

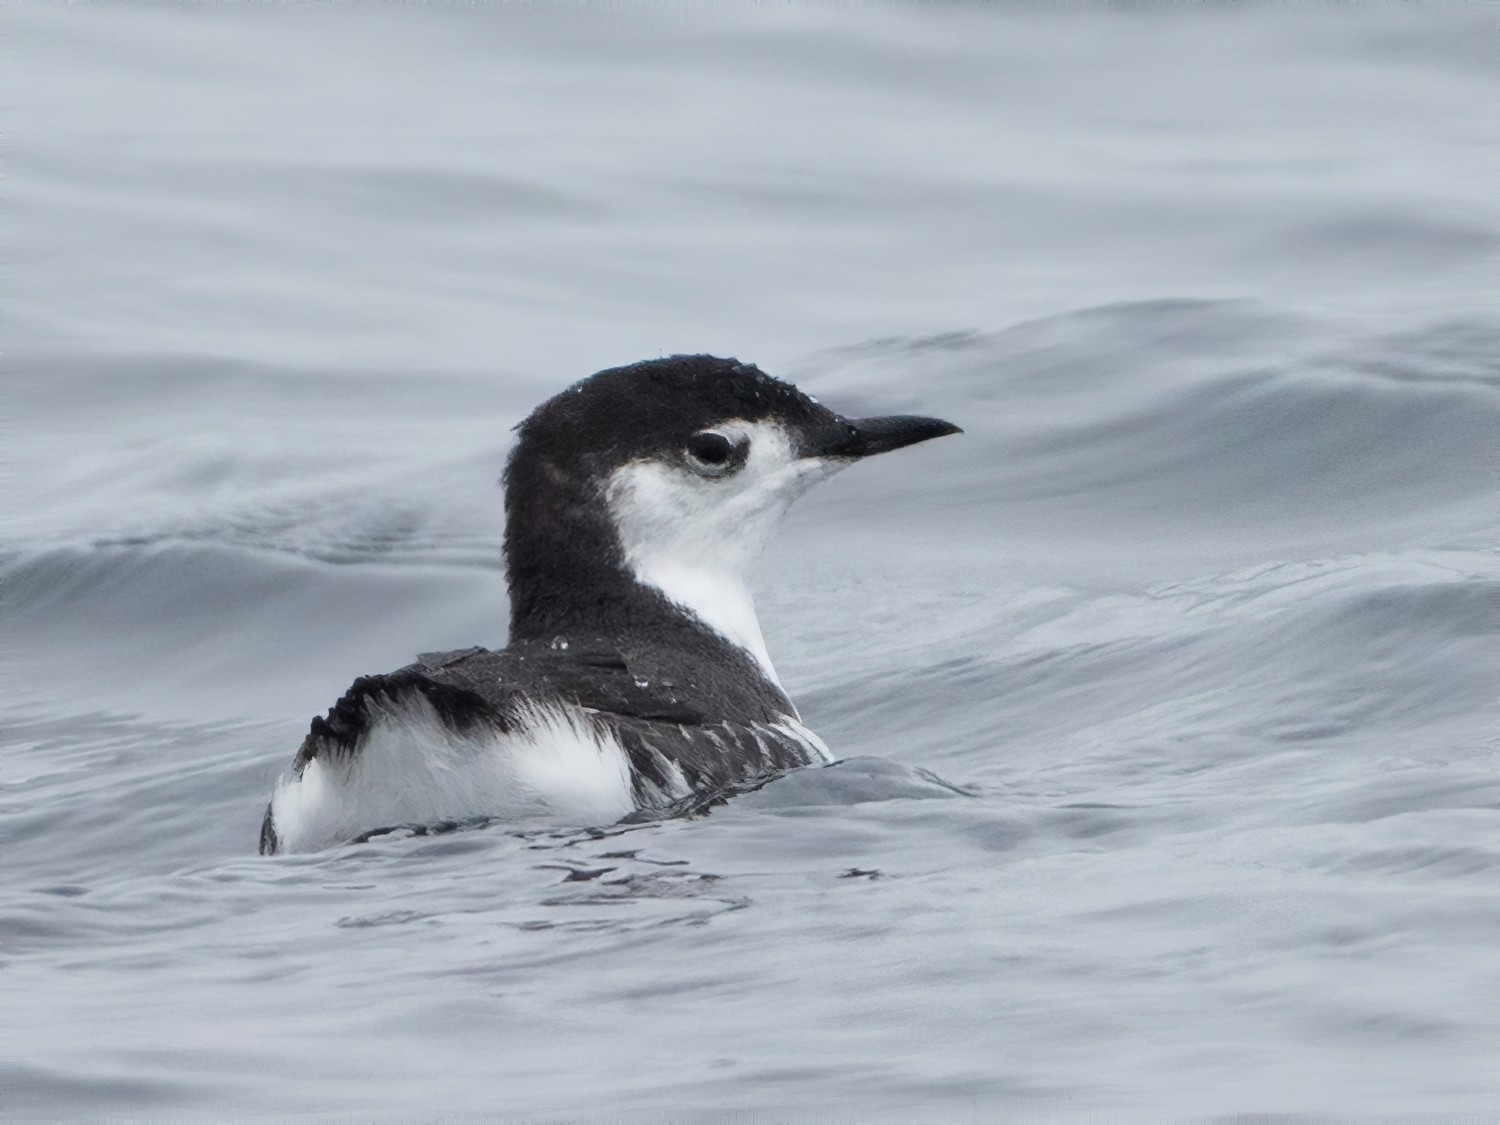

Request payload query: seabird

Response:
[259,354,959,853]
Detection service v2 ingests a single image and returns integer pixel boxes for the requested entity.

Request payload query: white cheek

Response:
[694,421,845,551]
[604,421,843,681]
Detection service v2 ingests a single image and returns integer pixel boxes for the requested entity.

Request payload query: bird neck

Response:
[503,469,781,687]
[613,554,778,685]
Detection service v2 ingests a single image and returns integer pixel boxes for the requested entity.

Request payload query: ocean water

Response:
[4,3,1497,1117]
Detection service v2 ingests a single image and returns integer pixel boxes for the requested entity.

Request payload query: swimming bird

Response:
[259,355,959,853]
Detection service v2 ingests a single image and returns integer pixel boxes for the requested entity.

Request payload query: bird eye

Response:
[688,432,731,464]
[683,431,740,477]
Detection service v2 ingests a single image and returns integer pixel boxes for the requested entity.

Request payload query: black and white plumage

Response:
[260,355,959,854]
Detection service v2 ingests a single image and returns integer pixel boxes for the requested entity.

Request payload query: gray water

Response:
[4,3,1497,1117]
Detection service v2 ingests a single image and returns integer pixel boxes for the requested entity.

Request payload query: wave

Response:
[798,302,1499,535]
[798,548,1499,784]
[2,541,510,721]
[8,350,524,567]
[10,304,1496,569]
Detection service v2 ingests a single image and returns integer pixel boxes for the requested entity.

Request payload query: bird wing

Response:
[261,644,825,854]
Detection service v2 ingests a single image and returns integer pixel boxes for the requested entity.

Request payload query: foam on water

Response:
[4,2,1496,1117]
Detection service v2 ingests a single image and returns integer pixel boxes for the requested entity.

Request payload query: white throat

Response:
[626,553,777,681]
[603,420,843,686]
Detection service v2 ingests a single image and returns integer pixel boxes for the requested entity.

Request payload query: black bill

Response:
[815,414,963,459]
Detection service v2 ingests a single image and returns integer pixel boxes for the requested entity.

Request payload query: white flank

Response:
[267,696,636,853]
[604,420,844,684]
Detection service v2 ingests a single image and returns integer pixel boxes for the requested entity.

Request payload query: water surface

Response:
[4,4,1496,1116]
